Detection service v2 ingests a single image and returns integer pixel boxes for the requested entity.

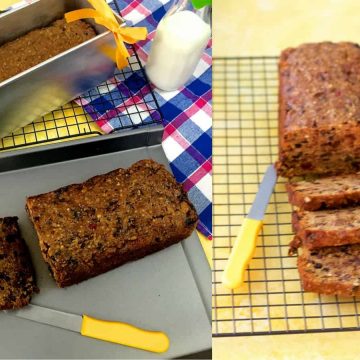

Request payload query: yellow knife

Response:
[8,304,170,353]
[222,164,277,289]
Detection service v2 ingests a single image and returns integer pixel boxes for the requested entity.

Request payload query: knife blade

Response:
[222,164,277,289]
[7,304,170,353]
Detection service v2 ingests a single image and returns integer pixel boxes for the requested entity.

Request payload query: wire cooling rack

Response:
[212,57,360,337]
[0,0,162,152]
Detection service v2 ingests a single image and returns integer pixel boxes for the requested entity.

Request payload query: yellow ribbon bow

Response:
[65,0,147,69]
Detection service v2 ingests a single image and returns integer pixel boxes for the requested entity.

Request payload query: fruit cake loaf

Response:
[286,173,360,211]
[0,18,96,83]
[292,208,360,250]
[26,159,198,288]
[298,244,360,297]
[0,217,38,310]
[276,42,360,177]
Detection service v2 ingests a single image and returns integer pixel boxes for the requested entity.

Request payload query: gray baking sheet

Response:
[0,143,211,359]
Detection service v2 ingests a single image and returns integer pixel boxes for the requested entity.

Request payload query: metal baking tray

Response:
[0,0,122,139]
[0,127,211,359]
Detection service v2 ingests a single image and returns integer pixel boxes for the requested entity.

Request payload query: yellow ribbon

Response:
[65,0,147,69]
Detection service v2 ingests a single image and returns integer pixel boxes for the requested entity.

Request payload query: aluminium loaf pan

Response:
[0,0,122,139]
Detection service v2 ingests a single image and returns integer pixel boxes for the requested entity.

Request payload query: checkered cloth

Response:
[7,0,212,239]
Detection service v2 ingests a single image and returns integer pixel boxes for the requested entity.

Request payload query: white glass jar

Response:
[145,0,211,91]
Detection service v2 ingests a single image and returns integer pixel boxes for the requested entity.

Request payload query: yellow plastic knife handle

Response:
[222,218,263,289]
[81,315,170,353]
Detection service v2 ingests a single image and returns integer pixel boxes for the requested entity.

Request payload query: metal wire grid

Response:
[0,0,162,152]
[212,57,360,337]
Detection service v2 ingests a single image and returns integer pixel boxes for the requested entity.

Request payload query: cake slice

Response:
[0,217,38,310]
[298,244,360,297]
[287,174,360,211]
[292,208,360,250]
[26,159,198,287]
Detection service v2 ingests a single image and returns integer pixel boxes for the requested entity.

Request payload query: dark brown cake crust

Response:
[286,174,360,211]
[0,217,38,310]
[0,18,96,83]
[298,245,360,297]
[26,159,198,287]
[276,42,360,177]
[292,208,360,250]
